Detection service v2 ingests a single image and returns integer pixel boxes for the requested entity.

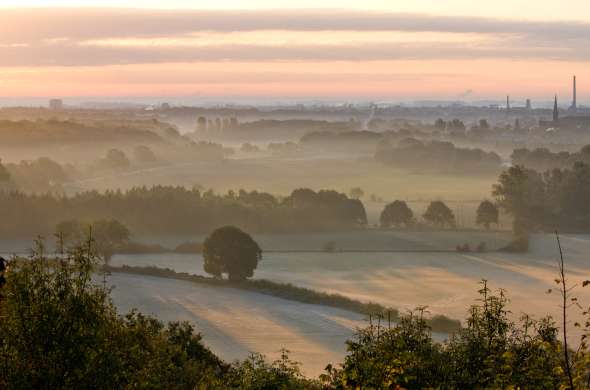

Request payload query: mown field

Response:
[108,272,365,377]
[110,232,590,336]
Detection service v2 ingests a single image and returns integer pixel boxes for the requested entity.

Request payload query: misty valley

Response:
[3,4,590,388]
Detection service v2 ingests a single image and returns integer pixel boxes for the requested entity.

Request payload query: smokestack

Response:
[572,75,577,110]
[506,95,510,112]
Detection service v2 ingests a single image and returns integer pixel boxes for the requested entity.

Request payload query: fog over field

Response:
[110,233,589,324]
[4,2,590,388]
[102,233,590,376]
[109,272,364,377]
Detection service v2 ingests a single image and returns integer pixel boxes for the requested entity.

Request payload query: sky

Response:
[0,1,589,103]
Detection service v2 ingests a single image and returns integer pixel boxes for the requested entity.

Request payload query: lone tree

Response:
[476,200,499,229]
[55,219,130,263]
[380,200,414,228]
[423,201,456,228]
[203,226,262,281]
[92,219,131,263]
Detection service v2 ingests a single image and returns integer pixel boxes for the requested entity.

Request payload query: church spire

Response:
[553,95,559,123]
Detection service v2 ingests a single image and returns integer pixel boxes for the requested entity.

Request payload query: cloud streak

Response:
[0,8,588,66]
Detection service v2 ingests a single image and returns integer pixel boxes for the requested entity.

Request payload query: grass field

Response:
[108,272,365,377]
[111,233,590,335]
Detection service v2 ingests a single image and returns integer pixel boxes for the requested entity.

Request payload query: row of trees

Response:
[379,199,499,229]
[0,186,367,237]
[375,138,502,174]
[511,144,590,172]
[493,162,590,232]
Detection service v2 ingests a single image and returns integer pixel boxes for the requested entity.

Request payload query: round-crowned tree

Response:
[203,226,262,281]
[423,201,456,229]
[380,200,414,228]
[476,200,499,229]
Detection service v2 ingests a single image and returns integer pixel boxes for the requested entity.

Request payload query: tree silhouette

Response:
[380,200,414,228]
[423,201,455,228]
[55,219,130,263]
[203,226,262,281]
[476,200,499,229]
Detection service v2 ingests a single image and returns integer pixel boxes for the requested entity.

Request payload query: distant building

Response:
[525,99,532,110]
[49,99,63,110]
[538,95,560,128]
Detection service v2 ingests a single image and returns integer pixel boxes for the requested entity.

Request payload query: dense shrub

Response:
[325,283,569,389]
[0,241,224,389]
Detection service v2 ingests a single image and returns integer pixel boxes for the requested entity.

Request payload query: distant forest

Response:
[375,138,502,174]
[511,144,590,171]
[0,119,168,147]
[0,186,367,237]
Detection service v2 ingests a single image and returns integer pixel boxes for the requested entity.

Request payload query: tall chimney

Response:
[573,75,577,110]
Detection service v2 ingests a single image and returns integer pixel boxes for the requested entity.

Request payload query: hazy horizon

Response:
[0,2,588,102]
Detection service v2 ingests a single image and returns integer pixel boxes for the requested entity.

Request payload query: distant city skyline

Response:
[0,3,588,100]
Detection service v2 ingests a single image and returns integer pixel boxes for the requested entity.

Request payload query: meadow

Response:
[103,231,590,376]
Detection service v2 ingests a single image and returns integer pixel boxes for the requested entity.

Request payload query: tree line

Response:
[375,137,502,174]
[0,186,367,237]
[380,199,499,230]
[493,162,590,233]
[511,144,590,172]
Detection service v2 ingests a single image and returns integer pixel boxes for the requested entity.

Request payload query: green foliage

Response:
[476,200,499,229]
[423,200,456,228]
[203,226,262,280]
[0,241,223,389]
[380,200,414,228]
[2,240,584,389]
[328,282,568,389]
[224,350,321,389]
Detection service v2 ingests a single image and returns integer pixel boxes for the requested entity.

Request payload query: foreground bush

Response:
[0,241,320,389]
[0,241,225,389]
[324,282,572,389]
